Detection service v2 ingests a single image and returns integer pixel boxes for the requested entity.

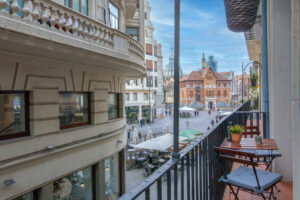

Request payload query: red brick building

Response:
[180,67,231,110]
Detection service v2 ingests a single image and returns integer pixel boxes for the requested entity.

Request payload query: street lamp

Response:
[173,0,180,157]
[241,61,263,107]
[147,71,152,124]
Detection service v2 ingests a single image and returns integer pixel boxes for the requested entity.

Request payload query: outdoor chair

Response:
[241,126,282,171]
[242,126,261,138]
[214,147,283,200]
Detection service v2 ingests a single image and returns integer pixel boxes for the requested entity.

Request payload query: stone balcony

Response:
[0,0,145,76]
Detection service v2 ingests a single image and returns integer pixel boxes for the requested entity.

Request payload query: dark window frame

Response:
[64,0,89,15]
[59,92,91,130]
[108,93,121,120]
[0,91,29,141]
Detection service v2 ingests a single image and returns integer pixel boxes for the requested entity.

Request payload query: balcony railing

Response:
[0,0,144,65]
[119,101,259,200]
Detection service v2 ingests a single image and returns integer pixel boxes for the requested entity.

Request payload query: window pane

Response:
[65,0,70,7]
[105,154,119,200]
[109,2,119,29]
[81,0,88,15]
[0,93,26,138]
[13,192,34,200]
[109,2,118,17]
[59,93,89,128]
[53,167,93,200]
[73,0,80,12]
[126,27,139,40]
[146,44,152,55]
[108,94,118,119]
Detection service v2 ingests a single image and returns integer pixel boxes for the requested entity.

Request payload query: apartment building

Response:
[180,67,231,110]
[125,0,164,123]
[0,0,145,199]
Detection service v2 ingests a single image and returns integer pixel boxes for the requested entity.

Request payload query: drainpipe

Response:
[173,0,180,157]
[262,0,270,138]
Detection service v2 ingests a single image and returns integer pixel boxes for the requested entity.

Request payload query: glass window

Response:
[109,2,119,29]
[53,166,93,200]
[65,0,88,15]
[155,77,158,87]
[144,12,147,19]
[13,191,38,200]
[133,93,137,101]
[154,61,157,72]
[105,154,119,200]
[59,93,89,129]
[145,44,152,55]
[146,60,153,71]
[0,92,28,140]
[143,93,148,100]
[142,105,149,118]
[108,93,119,120]
[146,77,153,87]
[126,27,139,40]
[81,0,88,16]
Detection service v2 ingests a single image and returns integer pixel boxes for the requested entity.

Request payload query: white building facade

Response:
[0,0,145,199]
[125,0,164,123]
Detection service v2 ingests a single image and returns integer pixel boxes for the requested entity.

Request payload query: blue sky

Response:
[148,0,250,74]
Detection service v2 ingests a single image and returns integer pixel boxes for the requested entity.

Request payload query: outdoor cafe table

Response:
[220,138,279,150]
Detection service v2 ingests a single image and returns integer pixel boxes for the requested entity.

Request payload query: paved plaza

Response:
[127,111,219,139]
[125,111,220,198]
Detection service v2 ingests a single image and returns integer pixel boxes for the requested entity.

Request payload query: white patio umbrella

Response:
[179,107,196,112]
[146,126,153,140]
[132,128,139,144]
[133,134,185,151]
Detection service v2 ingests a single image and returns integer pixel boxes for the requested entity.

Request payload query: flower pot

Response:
[224,0,260,32]
[251,79,257,87]
[231,133,242,143]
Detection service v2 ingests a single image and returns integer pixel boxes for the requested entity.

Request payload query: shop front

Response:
[12,153,122,200]
[125,106,139,124]
[142,105,150,123]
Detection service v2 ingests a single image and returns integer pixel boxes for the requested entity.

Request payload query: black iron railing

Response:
[119,101,258,200]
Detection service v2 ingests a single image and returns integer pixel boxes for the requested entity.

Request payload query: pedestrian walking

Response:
[127,130,131,139]
[208,110,211,115]
[211,119,215,127]
[197,110,199,116]
[194,111,196,117]
[138,131,142,141]
[186,120,190,129]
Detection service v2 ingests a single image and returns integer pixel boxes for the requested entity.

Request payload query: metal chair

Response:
[242,126,282,171]
[215,147,283,200]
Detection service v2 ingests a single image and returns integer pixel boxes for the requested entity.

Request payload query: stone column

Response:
[268,0,293,181]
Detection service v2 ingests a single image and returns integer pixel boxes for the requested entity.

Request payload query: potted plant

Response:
[229,124,244,143]
[224,0,260,32]
[250,72,258,87]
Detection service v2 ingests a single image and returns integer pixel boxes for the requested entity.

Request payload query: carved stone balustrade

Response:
[0,0,145,76]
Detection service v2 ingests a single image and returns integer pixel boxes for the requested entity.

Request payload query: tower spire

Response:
[202,51,206,69]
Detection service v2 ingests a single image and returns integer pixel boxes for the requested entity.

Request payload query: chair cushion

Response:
[220,166,282,192]
[240,149,281,158]
[254,150,281,157]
